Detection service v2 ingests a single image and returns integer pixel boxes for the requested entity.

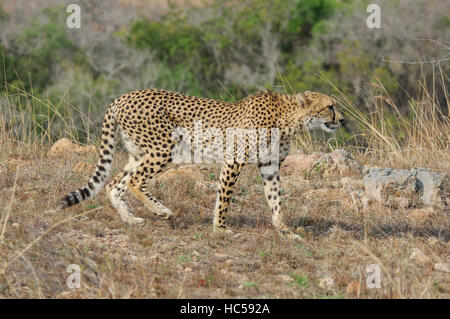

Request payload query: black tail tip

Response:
[56,193,79,211]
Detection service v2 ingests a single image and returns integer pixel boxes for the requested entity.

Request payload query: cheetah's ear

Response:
[296,93,306,105]
[302,90,315,104]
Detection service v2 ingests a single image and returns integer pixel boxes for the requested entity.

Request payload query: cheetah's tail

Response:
[56,106,118,211]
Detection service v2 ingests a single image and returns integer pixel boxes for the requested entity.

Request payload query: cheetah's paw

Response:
[213,226,234,237]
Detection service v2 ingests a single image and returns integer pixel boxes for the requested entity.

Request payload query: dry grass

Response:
[0,77,449,298]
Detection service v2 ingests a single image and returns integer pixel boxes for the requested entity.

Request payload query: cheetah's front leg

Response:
[213,161,244,234]
[259,166,302,242]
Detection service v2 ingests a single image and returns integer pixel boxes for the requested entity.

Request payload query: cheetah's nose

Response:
[339,118,344,124]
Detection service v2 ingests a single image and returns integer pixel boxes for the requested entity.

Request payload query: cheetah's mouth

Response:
[323,122,338,132]
[306,118,340,133]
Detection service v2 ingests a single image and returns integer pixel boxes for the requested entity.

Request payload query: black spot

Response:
[78,188,86,200]
[82,188,90,198]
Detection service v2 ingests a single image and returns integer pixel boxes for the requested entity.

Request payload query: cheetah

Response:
[56,89,344,241]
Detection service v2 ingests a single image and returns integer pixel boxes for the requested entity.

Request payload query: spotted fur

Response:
[57,89,343,240]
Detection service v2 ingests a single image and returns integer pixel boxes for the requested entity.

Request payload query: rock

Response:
[73,162,94,174]
[281,149,361,177]
[415,168,449,207]
[48,138,73,157]
[363,167,448,208]
[318,149,362,177]
[364,167,417,207]
[318,277,335,290]
[48,138,98,158]
[346,281,360,295]
[409,248,431,264]
[433,263,449,273]
[278,274,294,283]
[78,145,97,155]
[281,152,322,175]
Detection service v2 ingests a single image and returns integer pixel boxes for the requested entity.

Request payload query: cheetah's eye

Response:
[328,106,335,121]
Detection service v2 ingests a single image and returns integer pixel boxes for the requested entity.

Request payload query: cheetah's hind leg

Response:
[126,153,174,221]
[106,155,144,225]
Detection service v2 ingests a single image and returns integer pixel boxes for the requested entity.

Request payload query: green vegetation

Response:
[0,0,448,151]
[292,274,309,288]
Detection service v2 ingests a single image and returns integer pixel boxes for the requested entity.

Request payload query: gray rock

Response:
[363,167,417,207]
[410,248,431,264]
[434,263,449,273]
[415,168,449,207]
[363,167,449,208]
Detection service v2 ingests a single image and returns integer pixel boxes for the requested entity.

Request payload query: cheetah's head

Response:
[298,91,344,133]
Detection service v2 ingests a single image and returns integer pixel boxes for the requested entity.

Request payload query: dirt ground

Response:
[0,143,448,298]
